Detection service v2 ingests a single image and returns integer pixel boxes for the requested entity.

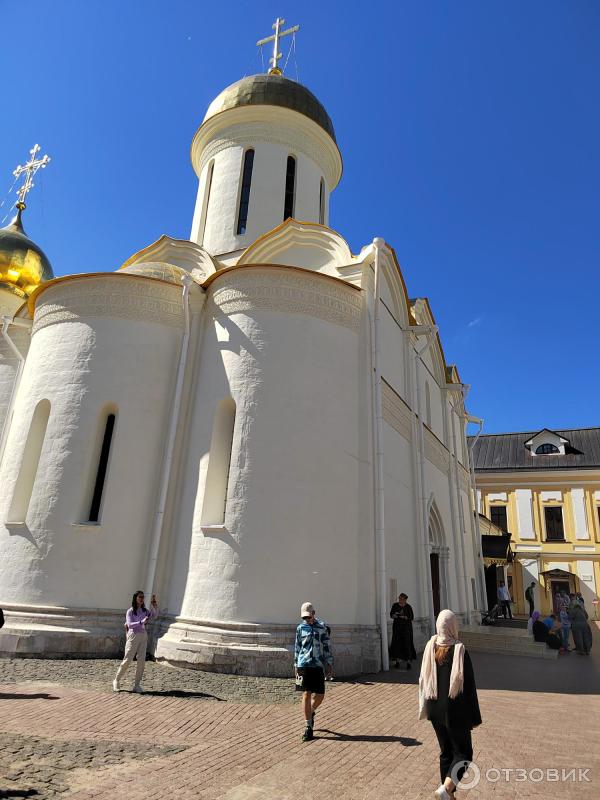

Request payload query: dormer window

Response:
[535,443,559,455]
[525,429,569,456]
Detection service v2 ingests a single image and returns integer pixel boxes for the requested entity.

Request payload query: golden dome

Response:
[0,208,54,299]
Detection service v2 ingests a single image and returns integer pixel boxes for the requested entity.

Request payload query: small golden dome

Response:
[0,208,54,299]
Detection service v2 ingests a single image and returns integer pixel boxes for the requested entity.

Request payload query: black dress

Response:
[389,603,417,662]
[425,646,481,784]
[532,620,548,643]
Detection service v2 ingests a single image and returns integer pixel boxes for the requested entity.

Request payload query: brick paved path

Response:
[1,625,599,799]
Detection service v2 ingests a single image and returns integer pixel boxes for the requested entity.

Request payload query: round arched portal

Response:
[428,499,449,618]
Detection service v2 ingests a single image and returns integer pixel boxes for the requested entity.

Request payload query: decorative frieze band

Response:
[207,268,362,331]
[425,427,450,475]
[382,380,412,442]
[33,277,184,334]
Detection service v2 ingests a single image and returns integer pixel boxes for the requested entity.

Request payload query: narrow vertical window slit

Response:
[236,149,254,235]
[319,177,325,225]
[283,155,296,220]
[199,160,214,242]
[88,413,116,523]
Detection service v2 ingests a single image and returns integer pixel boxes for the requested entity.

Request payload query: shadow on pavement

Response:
[136,689,225,700]
[0,692,59,700]
[317,729,422,745]
[0,791,40,798]
[337,623,600,696]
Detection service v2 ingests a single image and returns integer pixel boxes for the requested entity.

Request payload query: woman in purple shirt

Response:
[113,591,158,693]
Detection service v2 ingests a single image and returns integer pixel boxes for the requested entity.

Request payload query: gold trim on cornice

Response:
[201,261,362,293]
[237,217,355,264]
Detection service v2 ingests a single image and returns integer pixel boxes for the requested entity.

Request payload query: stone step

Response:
[459,625,559,659]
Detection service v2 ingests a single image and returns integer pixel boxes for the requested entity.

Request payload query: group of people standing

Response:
[529,589,593,655]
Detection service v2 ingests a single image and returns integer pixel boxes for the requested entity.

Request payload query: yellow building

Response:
[471,427,600,618]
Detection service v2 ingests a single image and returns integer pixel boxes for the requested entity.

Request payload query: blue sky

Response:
[2,1,599,433]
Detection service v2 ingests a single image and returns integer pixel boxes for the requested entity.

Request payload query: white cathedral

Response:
[0,30,485,676]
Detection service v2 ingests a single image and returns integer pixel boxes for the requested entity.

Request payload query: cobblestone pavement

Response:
[0,658,296,704]
[0,626,599,799]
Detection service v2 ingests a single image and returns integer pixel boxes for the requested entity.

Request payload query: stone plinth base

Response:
[0,604,125,659]
[154,617,382,677]
[0,605,387,676]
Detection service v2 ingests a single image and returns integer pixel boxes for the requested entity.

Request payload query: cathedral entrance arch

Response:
[428,500,449,618]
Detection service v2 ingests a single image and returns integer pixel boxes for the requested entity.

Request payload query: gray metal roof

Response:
[469,428,600,471]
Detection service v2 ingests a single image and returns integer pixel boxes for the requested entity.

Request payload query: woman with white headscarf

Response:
[419,610,482,799]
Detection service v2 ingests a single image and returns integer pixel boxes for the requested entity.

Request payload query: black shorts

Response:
[296,666,325,695]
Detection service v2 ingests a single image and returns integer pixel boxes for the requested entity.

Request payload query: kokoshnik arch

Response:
[0,23,484,675]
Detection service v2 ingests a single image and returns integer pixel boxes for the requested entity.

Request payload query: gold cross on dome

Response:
[13,144,51,210]
[256,17,299,76]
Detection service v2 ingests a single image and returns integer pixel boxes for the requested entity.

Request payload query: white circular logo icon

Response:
[451,761,481,789]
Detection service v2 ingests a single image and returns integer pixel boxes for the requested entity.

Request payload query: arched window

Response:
[283,155,296,220]
[319,177,325,225]
[425,381,432,428]
[201,398,236,527]
[536,443,559,455]
[8,399,51,523]
[236,149,255,235]
[198,160,214,243]
[87,412,116,523]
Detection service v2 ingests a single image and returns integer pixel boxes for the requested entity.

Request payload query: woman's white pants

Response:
[115,630,148,687]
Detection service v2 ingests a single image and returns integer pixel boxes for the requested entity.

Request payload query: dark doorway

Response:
[430,553,441,617]
[485,564,499,610]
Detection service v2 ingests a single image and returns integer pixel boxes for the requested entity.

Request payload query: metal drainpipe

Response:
[370,238,389,671]
[0,315,32,466]
[145,275,193,600]
[466,411,485,611]
[413,326,438,633]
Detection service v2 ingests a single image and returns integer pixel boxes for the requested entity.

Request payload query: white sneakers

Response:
[112,679,144,694]
[434,787,453,800]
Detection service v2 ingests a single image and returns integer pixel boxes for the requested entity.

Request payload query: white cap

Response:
[300,602,315,618]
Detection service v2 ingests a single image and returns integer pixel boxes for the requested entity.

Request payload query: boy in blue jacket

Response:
[294,602,333,741]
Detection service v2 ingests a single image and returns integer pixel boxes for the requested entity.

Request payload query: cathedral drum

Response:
[157,263,380,676]
[0,273,185,656]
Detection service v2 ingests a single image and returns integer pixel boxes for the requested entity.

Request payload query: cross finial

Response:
[256,17,299,76]
[13,143,51,211]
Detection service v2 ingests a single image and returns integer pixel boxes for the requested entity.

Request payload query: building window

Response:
[8,399,51,523]
[490,505,508,532]
[198,160,214,242]
[536,443,559,455]
[236,149,254,235]
[319,177,325,225]
[87,413,116,523]
[544,506,565,541]
[283,155,296,220]
[201,398,236,526]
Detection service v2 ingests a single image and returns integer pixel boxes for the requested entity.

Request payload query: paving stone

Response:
[0,626,599,798]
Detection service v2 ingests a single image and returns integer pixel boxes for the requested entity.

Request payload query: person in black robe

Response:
[389,593,417,669]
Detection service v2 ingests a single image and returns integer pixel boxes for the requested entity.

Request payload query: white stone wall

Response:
[0,276,184,610]
[165,266,369,627]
